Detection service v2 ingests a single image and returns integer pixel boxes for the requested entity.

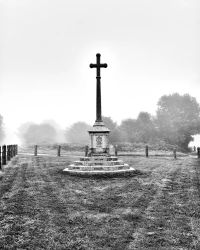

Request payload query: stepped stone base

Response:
[63,156,135,176]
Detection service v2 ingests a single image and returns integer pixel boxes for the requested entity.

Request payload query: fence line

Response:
[16,144,200,159]
[27,144,194,159]
[0,145,18,169]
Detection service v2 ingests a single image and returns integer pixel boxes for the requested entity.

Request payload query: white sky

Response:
[0,0,199,142]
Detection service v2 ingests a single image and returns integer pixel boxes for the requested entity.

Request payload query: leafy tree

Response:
[156,93,200,150]
[136,112,157,143]
[0,114,5,143]
[117,114,157,143]
[17,122,35,144]
[65,117,120,145]
[118,119,138,143]
[102,116,117,131]
[42,119,65,142]
[102,116,119,143]
[18,122,57,145]
[65,122,92,144]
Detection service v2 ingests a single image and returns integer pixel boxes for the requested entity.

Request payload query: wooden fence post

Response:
[6,145,8,161]
[145,145,149,157]
[13,145,16,156]
[85,145,89,157]
[34,145,38,156]
[10,145,12,159]
[115,145,118,156]
[57,145,61,157]
[10,145,12,158]
[7,145,10,161]
[173,148,177,159]
[16,145,18,155]
[12,145,15,157]
[0,147,1,169]
[2,145,6,165]
[197,147,200,159]
[10,145,13,158]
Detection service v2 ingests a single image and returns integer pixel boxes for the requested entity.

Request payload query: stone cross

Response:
[90,53,107,122]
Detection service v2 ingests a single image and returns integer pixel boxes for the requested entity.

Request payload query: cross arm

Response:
[89,63,108,68]
[100,63,108,68]
[90,63,96,68]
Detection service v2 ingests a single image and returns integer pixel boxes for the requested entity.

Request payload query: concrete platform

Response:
[63,166,136,177]
[62,154,136,177]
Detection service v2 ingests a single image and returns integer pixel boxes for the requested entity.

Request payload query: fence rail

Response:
[18,144,198,159]
[0,144,18,169]
[7,144,200,160]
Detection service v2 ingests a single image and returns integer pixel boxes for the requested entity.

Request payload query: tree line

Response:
[1,93,200,151]
[65,93,200,151]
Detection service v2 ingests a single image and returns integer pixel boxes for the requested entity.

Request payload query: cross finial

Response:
[90,54,108,123]
[90,53,107,78]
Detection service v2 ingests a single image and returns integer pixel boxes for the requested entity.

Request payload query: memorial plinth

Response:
[88,121,110,155]
[63,54,135,176]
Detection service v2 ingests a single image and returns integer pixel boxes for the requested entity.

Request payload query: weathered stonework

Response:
[88,123,110,155]
[63,54,135,176]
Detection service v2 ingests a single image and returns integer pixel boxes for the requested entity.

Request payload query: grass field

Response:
[0,150,200,249]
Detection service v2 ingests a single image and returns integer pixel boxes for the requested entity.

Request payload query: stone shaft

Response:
[96,75,102,122]
[90,53,107,122]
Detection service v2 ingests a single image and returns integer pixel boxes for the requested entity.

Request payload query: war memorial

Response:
[63,54,135,176]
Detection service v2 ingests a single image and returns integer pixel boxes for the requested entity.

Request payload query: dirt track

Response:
[0,154,200,249]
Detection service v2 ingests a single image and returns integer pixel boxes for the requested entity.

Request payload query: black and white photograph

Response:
[0,0,200,249]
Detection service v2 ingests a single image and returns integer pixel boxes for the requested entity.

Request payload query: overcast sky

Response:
[0,0,199,142]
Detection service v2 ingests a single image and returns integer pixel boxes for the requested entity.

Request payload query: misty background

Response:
[0,0,199,148]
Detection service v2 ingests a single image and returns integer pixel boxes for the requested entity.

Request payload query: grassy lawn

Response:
[0,152,200,249]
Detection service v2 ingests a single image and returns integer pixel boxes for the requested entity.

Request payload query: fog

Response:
[1,0,199,143]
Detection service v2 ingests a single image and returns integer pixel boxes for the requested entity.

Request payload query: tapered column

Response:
[96,75,102,121]
[90,53,107,123]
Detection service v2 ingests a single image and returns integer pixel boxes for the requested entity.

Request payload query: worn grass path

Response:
[0,154,200,249]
